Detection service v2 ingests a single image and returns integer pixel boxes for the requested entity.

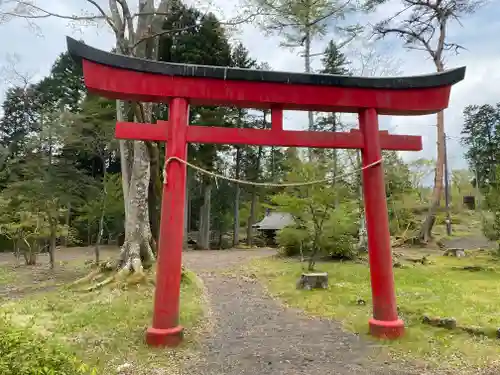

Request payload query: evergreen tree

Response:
[314,41,351,194]
[461,103,500,189]
[320,40,350,75]
[228,42,257,246]
[158,3,235,249]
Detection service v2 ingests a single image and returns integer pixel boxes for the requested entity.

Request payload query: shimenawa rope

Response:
[163,156,382,187]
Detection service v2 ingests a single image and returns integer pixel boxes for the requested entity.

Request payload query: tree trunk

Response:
[247,144,263,246]
[420,110,445,242]
[118,139,156,271]
[13,239,20,261]
[304,25,314,160]
[198,183,212,250]
[331,115,339,207]
[147,141,161,248]
[95,213,103,264]
[87,218,92,246]
[356,150,368,251]
[118,101,132,222]
[247,189,258,247]
[48,217,57,270]
[419,60,446,242]
[63,203,71,247]
[111,0,171,272]
[184,174,190,248]
[94,168,109,264]
[233,147,241,247]
[24,248,37,266]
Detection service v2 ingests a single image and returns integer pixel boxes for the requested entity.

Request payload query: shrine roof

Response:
[67,37,465,90]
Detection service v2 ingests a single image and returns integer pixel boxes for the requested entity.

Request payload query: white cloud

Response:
[0,0,499,173]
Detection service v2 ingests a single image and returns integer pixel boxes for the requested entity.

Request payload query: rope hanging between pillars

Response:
[163,156,382,187]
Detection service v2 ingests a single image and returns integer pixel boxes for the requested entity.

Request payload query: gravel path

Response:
[182,249,419,375]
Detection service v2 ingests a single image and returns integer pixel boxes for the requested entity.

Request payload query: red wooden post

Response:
[271,107,283,132]
[359,108,404,339]
[146,98,189,347]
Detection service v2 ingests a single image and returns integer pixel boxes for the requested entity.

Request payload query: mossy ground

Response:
[246,247,500,372]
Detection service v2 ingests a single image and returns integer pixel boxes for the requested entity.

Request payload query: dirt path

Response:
[440,235,495,250]
[182,249,419,375]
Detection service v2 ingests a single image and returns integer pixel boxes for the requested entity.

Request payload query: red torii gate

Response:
[67,37,465,347]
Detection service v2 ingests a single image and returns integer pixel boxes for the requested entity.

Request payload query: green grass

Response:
[0,270,205,374]
[247,252,500,371]
[0,266,17,287]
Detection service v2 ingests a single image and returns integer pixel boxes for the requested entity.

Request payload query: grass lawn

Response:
[247,251,500,372]
[0,268,205,374]
[0,266,17,286]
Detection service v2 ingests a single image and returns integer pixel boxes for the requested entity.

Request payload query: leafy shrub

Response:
[0,319,97,375]
[482,215,498,241]
[277,226,310,256]
[319,205,358,259]
[388,203,417,235]
[319,233,356,259]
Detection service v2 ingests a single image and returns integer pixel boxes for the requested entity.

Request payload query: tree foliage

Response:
[273,158,358,270]
[461,103,500,189]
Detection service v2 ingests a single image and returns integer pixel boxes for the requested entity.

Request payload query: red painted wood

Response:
[271,107,283,132]
[83,60,451,115]
[115,121,168,141]
[115,121,422,151]
[146,98,188,347]
[360,108,404,339]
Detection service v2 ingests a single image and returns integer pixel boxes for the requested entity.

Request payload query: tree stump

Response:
[444,248,466,257]
[296,272,328,290]
[422,315,457,330]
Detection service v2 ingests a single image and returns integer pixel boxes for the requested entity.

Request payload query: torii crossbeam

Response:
[67,37,465,347]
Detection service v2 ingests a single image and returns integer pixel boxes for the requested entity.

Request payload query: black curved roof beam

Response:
[67,37,466,115]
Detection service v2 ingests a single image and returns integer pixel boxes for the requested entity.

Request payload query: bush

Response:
[482,215,498,241]
[277,226,310,256]
[319,207,358,260]
[0,319,96,375]
[388,204,417,235]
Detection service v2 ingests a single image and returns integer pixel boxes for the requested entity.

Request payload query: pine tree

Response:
[229,43,257,246]
[158,4,235,249]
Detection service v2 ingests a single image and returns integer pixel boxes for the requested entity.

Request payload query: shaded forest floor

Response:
[0,246,205,374]
[0,246,118,299]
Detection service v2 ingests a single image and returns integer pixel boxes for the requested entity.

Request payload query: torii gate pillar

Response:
[146,98,189,346]
[360,108,404,337]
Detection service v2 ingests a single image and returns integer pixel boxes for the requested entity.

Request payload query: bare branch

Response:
[0,0,107,21]
[132,10,260,49]
[85,0,117,33]
[108,0,124,39]
[372,0,484,69]
[116,0,135,47]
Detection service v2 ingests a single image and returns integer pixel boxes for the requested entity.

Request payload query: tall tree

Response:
[65,95,118,263]
[315,40,350,196]
[0,85,39,160]
[159,3,233,250]
[2,107,92,268]
[461,103,500,190]
[372,0,484,242]
[248,0,359,136]
[408,158,435,201]
[229,42,257,247]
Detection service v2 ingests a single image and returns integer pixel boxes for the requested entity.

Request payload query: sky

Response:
[0,0,499,172]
